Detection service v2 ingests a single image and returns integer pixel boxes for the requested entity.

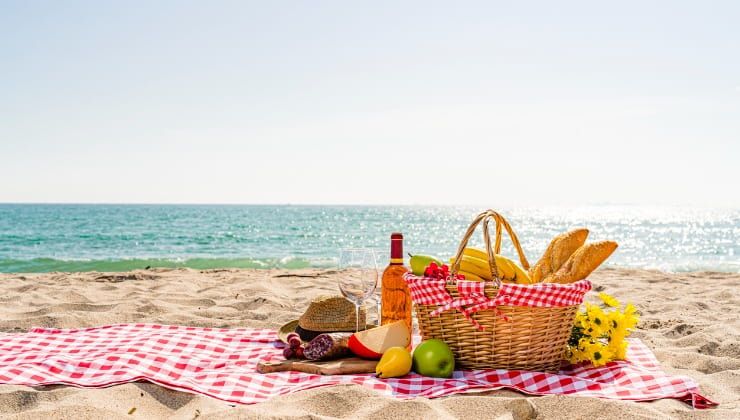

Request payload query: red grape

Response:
[424,262,459,280]
[282,347,294,359]
[288,336,302,349]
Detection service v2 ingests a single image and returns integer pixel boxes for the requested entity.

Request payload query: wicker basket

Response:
[411,210,584,372]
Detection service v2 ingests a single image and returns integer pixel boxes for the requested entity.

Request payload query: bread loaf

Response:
[529,229,589,283]
[543,241,618,284]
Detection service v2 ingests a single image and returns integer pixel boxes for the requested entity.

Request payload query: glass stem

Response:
[377,297,382,326]
[355,303,360,332]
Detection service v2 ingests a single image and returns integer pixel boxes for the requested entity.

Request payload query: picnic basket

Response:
[407,210,589,372]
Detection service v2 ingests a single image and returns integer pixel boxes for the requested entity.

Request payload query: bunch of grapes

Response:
[282,333,305,359]
[423,262,465,280]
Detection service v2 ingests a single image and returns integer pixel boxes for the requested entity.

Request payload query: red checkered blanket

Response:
[0,324,716,408]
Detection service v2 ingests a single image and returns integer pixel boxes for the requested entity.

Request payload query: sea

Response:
[0,204,737,273]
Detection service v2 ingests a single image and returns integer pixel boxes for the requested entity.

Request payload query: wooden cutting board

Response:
[257,357,377,375]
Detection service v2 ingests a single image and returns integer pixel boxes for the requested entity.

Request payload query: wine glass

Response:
[370,249,388,325]
[338,248,378,332]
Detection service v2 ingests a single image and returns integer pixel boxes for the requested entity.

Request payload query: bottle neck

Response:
[390,233,403,265]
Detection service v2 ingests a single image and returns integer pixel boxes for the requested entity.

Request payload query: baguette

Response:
[543,241,618,284]
[529,229,589,283]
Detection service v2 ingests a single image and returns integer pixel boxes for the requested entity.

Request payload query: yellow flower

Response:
[580,339,613,367]
[599,292,621,308]
[577,337,591,352]
[624,303,637,315]
[585,303,608,338]
[598,292,620,308]
[607,310,628,342]
[566,346,584,364]
[608,339,628,360]
[575,310,589,330]
[568,299,639,365]
[622,303,640,330]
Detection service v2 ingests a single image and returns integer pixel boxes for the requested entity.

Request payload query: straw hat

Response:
[278,295,368,343]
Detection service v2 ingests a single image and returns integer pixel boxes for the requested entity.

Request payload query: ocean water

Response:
[0,204,737,273]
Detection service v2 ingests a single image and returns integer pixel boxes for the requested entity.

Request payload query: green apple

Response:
[409,254,442,276]
[412,339,455,378]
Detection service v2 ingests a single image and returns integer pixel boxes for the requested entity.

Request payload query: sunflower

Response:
[574,310,590,331]
[566,345,585,364]
[585,303,608,338]
[623,303,640,329]
[580,339,613,367]
[608,339,628,360]
[567,297,638,366]
[607,310,628,341]
[598,292,620,308]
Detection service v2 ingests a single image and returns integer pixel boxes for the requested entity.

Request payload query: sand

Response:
[0,267,738,419]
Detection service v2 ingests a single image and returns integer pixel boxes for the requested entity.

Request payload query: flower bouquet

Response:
[566,292,640,366]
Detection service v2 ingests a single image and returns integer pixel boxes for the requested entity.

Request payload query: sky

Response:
[1,1,738,206]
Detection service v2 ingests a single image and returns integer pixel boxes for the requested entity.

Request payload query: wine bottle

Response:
[380,233,412,334]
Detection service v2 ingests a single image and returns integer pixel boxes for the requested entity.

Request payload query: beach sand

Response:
[0,268,738,419]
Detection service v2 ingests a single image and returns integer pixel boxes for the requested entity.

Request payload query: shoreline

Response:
[2,263,738,275]
[1,268,738,418]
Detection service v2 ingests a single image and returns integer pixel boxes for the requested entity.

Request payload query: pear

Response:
[409,254,442,275]
[375,346,413,378]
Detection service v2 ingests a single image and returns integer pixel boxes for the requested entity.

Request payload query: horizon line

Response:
[0,202,738,209]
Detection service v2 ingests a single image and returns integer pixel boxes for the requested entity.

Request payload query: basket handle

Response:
[488,210,530,271]
[450,210,530,285]
[450,211,501,285]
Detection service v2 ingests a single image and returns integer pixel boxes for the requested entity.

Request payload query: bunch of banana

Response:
[450,247,532,284]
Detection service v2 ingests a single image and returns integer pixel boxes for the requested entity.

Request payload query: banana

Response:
[462,249,515,279]
[462,247,489,261]
[457,270,484,281]
[450,256,493,281]
[493,256,517,280]
[450,254,515,281]
[453,248,533,284]
[509,261,533,284]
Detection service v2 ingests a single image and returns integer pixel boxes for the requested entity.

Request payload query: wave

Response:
[0,257,336,273]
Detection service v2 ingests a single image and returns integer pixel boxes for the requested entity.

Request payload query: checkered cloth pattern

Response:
[405,274,592,308]
[0,324,715,408]
[404,274,592,329]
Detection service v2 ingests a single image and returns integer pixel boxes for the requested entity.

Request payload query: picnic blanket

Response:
[0,323,716,408]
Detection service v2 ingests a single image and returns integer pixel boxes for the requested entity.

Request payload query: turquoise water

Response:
[0,204,737,273]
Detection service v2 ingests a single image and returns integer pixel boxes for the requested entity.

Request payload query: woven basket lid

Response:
[298,295,367,332]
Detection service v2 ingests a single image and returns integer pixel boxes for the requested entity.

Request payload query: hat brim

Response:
[277,320,376,344]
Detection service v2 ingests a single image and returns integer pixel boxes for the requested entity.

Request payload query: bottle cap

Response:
[390,232,403,262]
